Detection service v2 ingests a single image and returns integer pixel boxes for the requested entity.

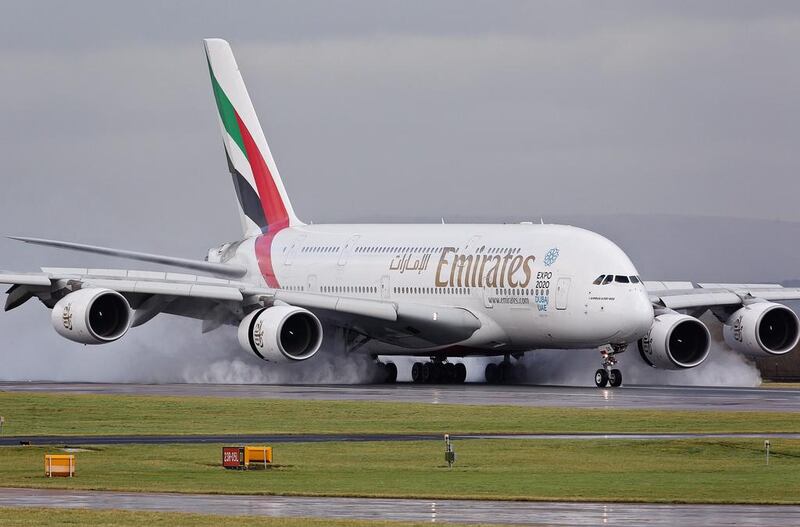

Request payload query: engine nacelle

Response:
[238,306,323,362]
[51,288,132,344]
[637,314,710,369]
[723,302,800,357]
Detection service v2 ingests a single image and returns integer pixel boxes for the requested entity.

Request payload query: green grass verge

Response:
[0,392,798,436]
[0,507,502,527]
[1,439,798,504]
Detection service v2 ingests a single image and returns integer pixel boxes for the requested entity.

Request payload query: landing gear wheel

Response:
[421,362,432,383]
[384,362,398,384]
[454,363,467,384]
[594,369,609,388]
[499,361,513,384]
[609,368,622,388]
[411,362,423,383]
[444,363,456,383]
[485,363,501,384]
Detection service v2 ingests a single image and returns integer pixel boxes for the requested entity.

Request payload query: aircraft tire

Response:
[609,368,622,388]
[411,362,423,383]
[384,362,398,383]
[594,369,609,388]
[455,362,467,383]
[421,362,432,383]
[485,362,501,384]
[442,363,454,383]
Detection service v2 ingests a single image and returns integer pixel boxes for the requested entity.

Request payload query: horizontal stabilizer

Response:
[7,236,247,278]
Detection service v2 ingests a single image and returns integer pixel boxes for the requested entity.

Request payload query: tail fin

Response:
[203,38,302,238]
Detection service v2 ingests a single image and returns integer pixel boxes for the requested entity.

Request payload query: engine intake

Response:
[723,303,800,357]
[637,314,710,369]
[238,306,323,362]
[51,288,132,344]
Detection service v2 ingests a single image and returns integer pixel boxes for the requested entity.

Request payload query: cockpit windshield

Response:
[594,274,642,285]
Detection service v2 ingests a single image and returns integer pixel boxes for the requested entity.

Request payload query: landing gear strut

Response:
[595,344,625,388]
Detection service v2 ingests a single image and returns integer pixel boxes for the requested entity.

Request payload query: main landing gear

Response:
[376,361,398,383]
[411,358,467,384]
[595,343,625,388]
[484,354,526,384]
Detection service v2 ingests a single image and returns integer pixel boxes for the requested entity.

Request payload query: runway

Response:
[2,382,799,411]
[0,488,797,526]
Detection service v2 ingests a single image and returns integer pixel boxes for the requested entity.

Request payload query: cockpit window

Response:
[602,275,614,285]
[593,275,605,285]
[615,275,630,283]
[630,275,640,284]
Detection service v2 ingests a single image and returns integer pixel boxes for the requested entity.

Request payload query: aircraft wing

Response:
[0,268,480,348]
[645,281,800,311]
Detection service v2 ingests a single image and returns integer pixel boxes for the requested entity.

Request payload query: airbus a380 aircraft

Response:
[3,39,799,387]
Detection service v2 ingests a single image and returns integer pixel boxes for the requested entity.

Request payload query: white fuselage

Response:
[222,223,654,357]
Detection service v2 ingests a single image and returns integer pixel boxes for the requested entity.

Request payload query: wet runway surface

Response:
[0,488,797,526]
[3,432,800,447]
[2,382,799,411]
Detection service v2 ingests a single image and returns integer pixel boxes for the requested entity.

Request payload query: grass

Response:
[0,439,798,504]
[0,507,504,527]
[0,392,799,436]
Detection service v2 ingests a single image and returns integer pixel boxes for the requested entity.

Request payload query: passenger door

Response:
[338,235,361,266]
[555,277,571,310]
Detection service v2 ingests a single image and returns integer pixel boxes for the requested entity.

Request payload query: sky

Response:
[0,1,798,383]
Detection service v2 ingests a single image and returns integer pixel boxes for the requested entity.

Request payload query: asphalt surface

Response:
[3,432,800,447]
[1,382,799,411]
[0,488,797,526]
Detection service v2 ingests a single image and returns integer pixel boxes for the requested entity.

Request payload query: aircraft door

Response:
[483,287,493,308]
[284,235,306,266]
[380,275,391,299]
[556,277,571,310]
[338,235,361,266]
[307,274,317,292]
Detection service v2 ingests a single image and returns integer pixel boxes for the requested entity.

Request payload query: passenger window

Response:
[615,275,630,283]
[593,275,605,285]
[602,275,613,285]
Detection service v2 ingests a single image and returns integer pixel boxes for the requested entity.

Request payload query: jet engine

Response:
[51,288,132,344]
[722,302,799,357]
[637,314,710,369]
[237,306,323,362]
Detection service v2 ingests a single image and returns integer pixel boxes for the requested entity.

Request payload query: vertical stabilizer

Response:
[203,38,302,238]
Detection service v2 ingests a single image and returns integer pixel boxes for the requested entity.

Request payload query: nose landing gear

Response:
[595,344,626,388]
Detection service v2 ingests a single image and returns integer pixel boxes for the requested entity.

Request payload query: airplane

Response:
[2,38,799,388]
